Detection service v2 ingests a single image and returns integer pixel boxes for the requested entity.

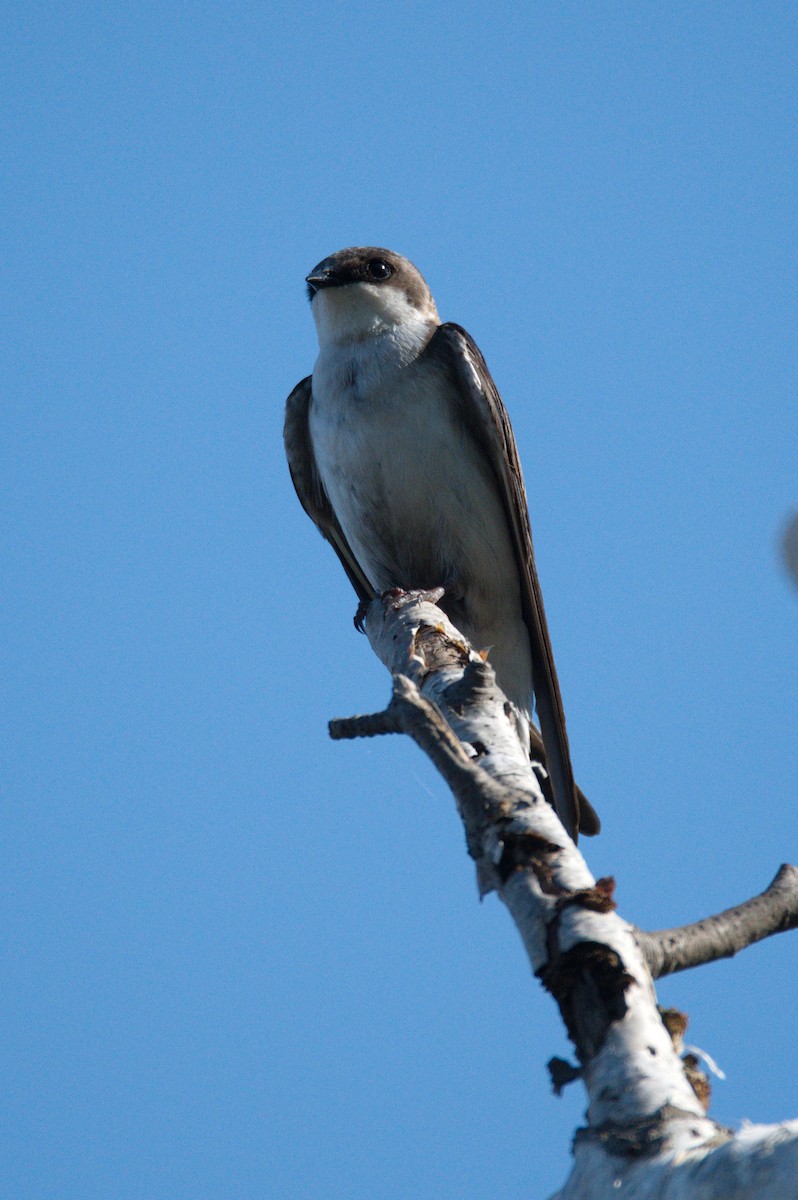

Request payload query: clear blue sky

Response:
[4,4,797,1198]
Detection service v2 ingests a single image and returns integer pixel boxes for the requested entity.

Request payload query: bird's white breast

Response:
[309,321,455,586]
[308,321,534,711]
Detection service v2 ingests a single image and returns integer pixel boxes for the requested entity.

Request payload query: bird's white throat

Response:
[312,280,439,349]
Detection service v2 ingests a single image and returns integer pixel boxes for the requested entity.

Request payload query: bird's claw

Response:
[353,598,372,633]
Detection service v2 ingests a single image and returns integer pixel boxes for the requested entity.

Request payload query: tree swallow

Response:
[284,247,599,840]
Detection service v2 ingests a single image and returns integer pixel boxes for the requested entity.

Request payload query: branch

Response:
[637,864,798,979]
[331,593,706,1093]
[328,592,798,1198]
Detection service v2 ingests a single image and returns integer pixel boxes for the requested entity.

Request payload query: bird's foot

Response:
[356,587,447,631]
[380,586,446,609]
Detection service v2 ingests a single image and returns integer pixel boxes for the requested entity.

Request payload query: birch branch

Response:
[329,590,798,1199]
[637,864,798,979]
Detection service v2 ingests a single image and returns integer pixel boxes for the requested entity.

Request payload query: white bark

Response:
[558,1118,798,1199]
[329,591,798,1199]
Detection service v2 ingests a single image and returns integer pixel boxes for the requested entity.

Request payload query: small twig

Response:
[331,676,520,845]
[331,675,473,769]
[329,708,404,739]
[637,864,798,979]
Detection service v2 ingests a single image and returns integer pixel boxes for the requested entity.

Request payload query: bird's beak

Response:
[305,266,339,298]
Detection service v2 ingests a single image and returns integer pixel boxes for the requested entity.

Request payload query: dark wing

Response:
[528,725,599,840]
[284,377,376,604]
[426,324,600,839]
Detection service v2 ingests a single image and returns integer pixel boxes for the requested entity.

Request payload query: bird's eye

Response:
[367,259,392,281]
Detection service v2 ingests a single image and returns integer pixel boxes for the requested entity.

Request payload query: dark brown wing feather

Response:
[426,324,600,838]
[283,376,376,604]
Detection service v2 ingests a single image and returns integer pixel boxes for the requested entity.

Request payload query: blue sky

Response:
[4,4,797,1198]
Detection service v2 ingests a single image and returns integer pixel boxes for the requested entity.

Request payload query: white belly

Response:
[308,333,534,712]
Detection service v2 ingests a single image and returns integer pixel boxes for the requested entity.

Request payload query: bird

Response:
[284,247,599,840]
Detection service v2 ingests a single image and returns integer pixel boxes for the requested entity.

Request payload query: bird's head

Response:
[306,247,439,346]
